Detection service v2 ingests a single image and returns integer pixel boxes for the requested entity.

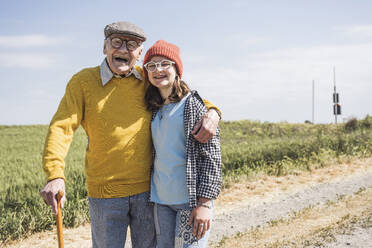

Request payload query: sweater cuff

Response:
[203,99,222,119]
[208,107,222,120]
[45,168,65,182]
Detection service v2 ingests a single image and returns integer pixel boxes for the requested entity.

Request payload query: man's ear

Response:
[103,39,108,55]
[136,46,143,62]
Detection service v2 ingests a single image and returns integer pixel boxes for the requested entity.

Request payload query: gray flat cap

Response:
[104,21,146,41]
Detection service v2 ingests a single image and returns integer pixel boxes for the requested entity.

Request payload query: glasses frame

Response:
[144,59,176,72]
[109,37,141,51]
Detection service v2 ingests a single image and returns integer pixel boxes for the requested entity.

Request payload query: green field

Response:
[1,116,372,243]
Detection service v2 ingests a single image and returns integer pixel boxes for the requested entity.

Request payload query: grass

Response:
[220,116,372,179]
[0,126,89,243]
[1,116,372,242]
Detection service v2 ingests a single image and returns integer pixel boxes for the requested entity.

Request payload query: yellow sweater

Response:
[43,65,152,198]
[43,65,220,198]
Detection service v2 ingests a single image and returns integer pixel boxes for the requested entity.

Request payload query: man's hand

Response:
[192,109,220,143]
[40,178,66,215]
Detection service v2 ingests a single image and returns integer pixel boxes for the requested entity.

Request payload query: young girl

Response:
[143,40,222,248]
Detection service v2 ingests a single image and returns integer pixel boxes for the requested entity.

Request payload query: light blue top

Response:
[150,93,191,205]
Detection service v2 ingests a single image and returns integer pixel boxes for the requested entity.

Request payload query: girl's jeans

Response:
[154,202,213,248]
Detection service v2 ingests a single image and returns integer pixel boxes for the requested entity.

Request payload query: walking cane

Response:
[56,190,64,248]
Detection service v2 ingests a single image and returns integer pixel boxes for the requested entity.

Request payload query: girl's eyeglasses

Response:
[144,60,175,72]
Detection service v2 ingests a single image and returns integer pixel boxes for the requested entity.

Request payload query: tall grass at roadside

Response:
[220,116,372,179]
[0,126,89,243]
[1,115,372,242]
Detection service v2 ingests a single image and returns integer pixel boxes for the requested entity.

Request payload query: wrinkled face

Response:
[103,34,143,75]
[146,56,177,90]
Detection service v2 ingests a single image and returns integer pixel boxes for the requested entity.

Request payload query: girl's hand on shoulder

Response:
[188,201,212,239]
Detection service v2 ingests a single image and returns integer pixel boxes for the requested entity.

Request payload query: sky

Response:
[1,0,372,125]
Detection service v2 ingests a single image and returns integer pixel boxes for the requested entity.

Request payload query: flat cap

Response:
[104,21,146,41]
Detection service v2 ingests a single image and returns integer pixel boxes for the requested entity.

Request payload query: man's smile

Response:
[113,55,129,63]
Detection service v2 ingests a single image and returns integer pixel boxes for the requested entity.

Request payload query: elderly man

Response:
[40,21,220,248]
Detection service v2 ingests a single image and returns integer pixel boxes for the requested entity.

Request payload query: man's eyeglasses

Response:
[109,37,140,51]
[144,60,175,72]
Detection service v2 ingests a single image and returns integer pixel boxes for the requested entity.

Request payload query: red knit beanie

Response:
[143,40,183,79]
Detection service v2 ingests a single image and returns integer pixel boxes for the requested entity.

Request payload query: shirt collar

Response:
[100,58,142,86]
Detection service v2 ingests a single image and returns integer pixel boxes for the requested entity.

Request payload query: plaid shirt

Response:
[151,91,222,208]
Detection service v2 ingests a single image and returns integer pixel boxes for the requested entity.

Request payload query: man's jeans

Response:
[154,203,213,248]
[89,192,156,248]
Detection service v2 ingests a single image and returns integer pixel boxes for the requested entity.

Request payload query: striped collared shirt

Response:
[100,59,142,86]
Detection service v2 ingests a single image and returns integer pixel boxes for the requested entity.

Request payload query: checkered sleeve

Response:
[189,91,222,200]
[196,128,222,199]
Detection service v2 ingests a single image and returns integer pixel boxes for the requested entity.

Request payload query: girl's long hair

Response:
[145,75,190,112]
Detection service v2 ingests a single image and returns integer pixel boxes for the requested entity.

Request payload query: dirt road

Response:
[5,157,372,248]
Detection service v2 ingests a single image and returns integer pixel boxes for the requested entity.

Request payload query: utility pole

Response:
[333,67,341,124]
[334,68,337,124]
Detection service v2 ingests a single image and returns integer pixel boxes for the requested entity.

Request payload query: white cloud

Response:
[0,34,67,48]
[254,43,372,89]
[228,34,268,47]
[0,53,56,68]
[336,25,372,38]
[183,42,372,123]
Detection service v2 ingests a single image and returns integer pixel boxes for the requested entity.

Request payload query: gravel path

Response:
[210,168,372,246]
[6,161,372,248]
[327,226,372,248]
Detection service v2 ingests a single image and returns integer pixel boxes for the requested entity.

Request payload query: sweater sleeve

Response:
[42,74,85,181]
[202,99,222,119]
